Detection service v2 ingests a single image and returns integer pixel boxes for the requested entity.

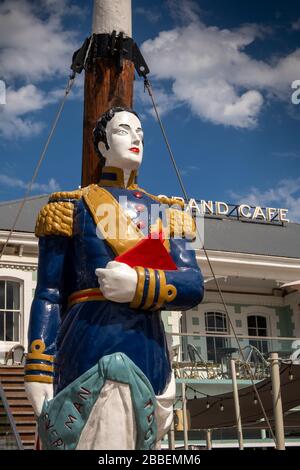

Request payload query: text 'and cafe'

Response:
[161,196,290,223]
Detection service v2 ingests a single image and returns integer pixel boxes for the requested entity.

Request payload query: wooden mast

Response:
[81,0,134,187]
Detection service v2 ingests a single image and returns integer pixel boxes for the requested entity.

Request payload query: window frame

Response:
[205,311,228,335]
[247,314,269,355]
[247,315,268,338]
[204,311,229,363]
[0,278,23,344]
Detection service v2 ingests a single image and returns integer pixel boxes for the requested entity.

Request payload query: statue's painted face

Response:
[98,111,144,170]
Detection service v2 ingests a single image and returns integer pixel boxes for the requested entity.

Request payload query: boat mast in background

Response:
[82,0,134,187]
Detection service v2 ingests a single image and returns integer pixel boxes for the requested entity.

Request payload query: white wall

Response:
[0,267,37,362]
[0,239,37,363]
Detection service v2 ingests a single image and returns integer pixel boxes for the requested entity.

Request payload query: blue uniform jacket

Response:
[26,168,204,395]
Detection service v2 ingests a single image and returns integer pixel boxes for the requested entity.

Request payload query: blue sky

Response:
[0,0,300,220]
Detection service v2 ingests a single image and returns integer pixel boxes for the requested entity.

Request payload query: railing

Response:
[170,333,300,381]
[0,380,23,450]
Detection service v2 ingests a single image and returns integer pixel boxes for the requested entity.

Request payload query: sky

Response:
[0,0,300,221]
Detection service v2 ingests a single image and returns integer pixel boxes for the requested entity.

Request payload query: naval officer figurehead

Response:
[94,107,144,173]
[25,106,204,450]
[93,108,146,304]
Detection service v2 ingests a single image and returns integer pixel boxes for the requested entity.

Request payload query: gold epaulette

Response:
[166,208,196,240]
[135,187,185,208]
[35,188,86,237]
[157,195,185,208]
[49,188,84,201]
[35,200,74,237]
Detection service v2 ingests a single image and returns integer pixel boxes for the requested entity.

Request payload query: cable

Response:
[186,385,211,398]
[0,72,76,262]
[143,76,277,444]
[0,32,98,262]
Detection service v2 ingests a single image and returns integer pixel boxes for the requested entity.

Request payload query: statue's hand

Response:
[25,382,53,417]
[95,261,137,303]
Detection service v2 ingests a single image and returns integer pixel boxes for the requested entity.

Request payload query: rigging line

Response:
[0,72,76,262]
[83,33,95,71]
[143,77,277,444]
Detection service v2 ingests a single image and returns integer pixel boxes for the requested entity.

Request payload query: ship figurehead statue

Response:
[25,107,204,450]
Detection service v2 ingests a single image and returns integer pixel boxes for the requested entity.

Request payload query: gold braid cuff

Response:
[24,375,53,384]
[130,267,146,309]
[151,270,177,311]
[24,340,54,383]
[130,267,177,311]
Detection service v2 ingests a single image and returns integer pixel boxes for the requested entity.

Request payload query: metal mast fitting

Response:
[71,33,149,77]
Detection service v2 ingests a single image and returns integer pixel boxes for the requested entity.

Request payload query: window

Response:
[247,315,268,354]
[0,280,21,342]
[205,312,228,362]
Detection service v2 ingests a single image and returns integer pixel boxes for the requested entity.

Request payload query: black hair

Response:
[93,106,140,169]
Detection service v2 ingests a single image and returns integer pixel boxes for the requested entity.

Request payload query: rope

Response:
[143,76,277,443]
[0,72,76,261]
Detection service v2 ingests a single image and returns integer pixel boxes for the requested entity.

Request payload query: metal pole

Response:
[0,382,24,450]
[168,413,175,450]
[230,359,244,450]
[270,352,285,450]
[181,382,189,450]
[206,429,212,450]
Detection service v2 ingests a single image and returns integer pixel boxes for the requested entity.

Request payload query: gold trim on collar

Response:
[132,187,185,208]
[99,166,138,189]
[83,185,144,255]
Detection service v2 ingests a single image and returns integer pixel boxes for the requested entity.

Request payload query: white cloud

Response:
[292,19,300,31]
[229,178,300,222]
[0,0,83,139]
[272,151,300,159]
[180,165,201,176]
[167,0,201,24]
[0,83,62,139]
[140,3,300,128]
[38,0,84,18]
[0,0,79,83]
[0,174,60,193]
[136,7,161,24]
[135,80,182,117]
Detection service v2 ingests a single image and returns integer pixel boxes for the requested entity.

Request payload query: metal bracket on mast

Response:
[71,32,150,77]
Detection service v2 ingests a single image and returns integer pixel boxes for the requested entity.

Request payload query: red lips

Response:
[129,147,140,154]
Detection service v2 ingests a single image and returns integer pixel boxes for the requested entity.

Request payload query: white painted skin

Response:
[26,112,142,414]
[98,111,144,172]
[25,382,53,417]
[96,112,144,301]
[95,261,137,302]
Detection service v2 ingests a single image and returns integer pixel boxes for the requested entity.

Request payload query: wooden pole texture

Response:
[82,60,134,186]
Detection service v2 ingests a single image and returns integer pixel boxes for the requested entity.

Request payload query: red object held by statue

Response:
[115,231,178,271]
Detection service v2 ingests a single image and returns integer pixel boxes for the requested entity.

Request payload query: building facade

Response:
[1,195,300,365]
[1,195,300,447]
